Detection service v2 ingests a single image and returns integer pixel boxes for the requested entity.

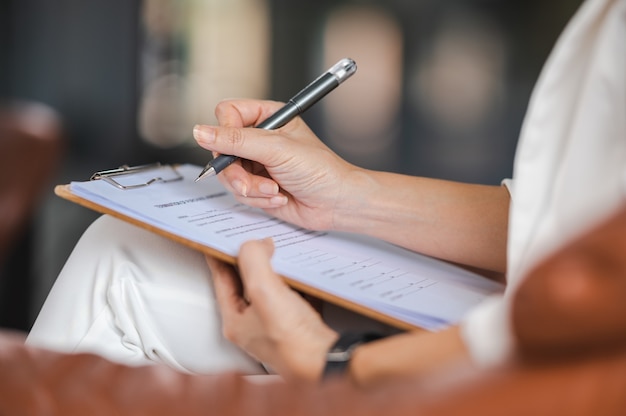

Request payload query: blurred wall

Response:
[0,0,583,330]
[1,0,142,330]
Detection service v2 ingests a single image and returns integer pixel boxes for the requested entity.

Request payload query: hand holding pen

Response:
[195,58,357,181]
[192,59,359,231]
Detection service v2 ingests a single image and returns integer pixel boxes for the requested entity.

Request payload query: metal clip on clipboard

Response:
[90,163,184,190]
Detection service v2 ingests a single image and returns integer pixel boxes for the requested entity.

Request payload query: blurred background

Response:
[0,0,582,331]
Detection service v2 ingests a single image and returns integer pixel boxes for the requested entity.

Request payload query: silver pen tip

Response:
[195,166,216,182]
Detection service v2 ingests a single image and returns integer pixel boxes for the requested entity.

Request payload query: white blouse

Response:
[462,0,626,366]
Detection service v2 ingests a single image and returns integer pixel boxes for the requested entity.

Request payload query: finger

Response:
[193,124,282,170]
[217,162,284,199]
[214,99,286,128]
[236,239,290,297]
[206,256,249,319]
[193,124,291,201]
[232,194,289,209]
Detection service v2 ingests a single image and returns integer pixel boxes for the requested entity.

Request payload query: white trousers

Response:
[27,215,392,375]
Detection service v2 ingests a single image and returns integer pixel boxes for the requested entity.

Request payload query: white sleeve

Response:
[460,294,515,368]
[501,178,514,196]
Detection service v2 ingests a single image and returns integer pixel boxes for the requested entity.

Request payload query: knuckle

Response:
[222,326,237,343]
[225,128,245,150]
[214,99,232,121]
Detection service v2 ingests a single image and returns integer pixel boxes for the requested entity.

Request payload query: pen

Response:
[194,58,357,181]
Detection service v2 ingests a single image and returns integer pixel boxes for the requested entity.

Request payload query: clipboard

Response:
[56,163,505,332]
[55,163,241,266]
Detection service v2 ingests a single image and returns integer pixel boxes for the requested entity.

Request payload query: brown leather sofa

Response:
[0,101,63,329]
[1,126,625,414]
[0,331,624,415]
[0,101,62,264]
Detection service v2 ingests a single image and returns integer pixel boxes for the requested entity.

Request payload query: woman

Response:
[27,0,626,386]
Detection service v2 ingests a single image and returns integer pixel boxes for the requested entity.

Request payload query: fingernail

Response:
[193,125,215,144]
[233,180,247,197]
[270,195,288,206]
[259,181,279,195]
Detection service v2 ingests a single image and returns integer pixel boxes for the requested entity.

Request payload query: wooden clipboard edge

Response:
[55,184,423,332]
[55,184,236,265]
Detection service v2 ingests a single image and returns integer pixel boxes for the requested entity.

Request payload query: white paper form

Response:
[70,164,504,330]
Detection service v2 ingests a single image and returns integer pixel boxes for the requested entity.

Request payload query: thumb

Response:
[237,238,289,296]
[193,124,279,168]
[214,99,285,128]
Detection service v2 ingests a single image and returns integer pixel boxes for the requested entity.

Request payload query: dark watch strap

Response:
[322,332,384,380]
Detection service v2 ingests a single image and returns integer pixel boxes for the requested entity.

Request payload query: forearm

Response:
[348,326,470,388]
[334,169,510,272]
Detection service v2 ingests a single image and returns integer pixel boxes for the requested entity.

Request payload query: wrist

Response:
[280,327,339,383]
[332,168,378,233]
[349,327,471,387]
[321,331,385,382]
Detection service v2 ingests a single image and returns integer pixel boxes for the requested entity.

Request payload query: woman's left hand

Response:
[206,238,338,382]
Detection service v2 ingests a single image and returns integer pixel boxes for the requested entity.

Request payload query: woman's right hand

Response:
[193,99,362,231]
